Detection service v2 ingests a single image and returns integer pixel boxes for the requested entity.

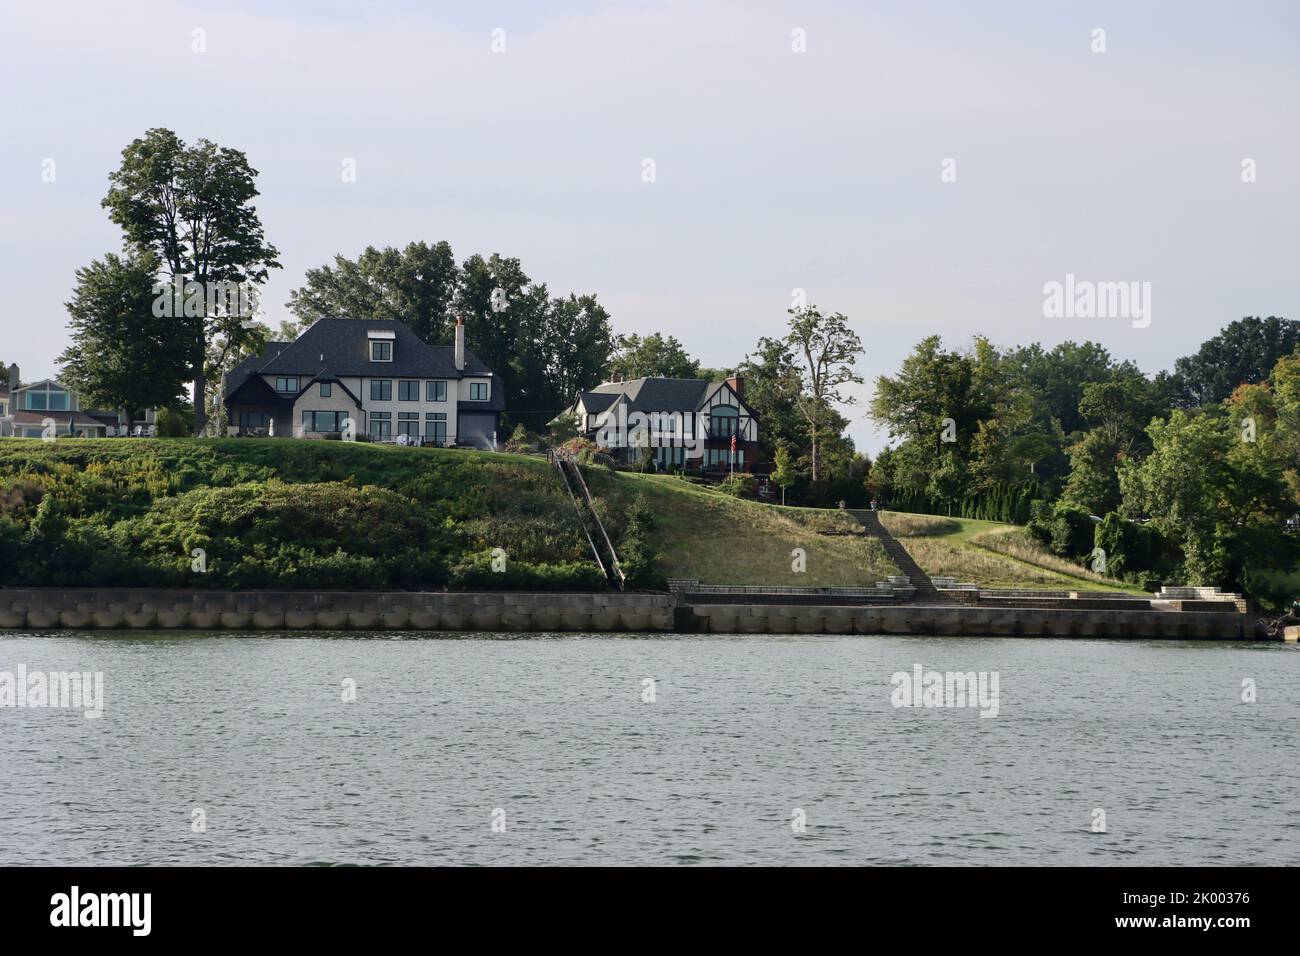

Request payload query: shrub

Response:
[717,474,758,498]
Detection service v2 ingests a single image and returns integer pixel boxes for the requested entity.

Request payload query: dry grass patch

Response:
[879,511,962,537]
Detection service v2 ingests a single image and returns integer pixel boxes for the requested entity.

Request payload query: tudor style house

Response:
[0,363,157,438]
[565,374,761,471]
[222,317,504,446]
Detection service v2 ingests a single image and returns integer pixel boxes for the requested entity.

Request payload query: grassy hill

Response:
[0,438,1141,593]
[0,438,896,591]
[878,510,1145,593]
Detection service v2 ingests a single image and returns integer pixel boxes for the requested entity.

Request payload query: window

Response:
[398,411,420,438]
[275,377,299,393]
[426,380,447,402]
[398,380,420,401]
[303,411,344,433]
[425,412,447,444]
[469,381,488,401]
[319,382,332,398]
[48,390,69,411]
[240,411,272,431]
[370,380,392,402]
[369,411,391,438]
[26,391,47,410]
[710,404,739,438]
[370,340,393,362]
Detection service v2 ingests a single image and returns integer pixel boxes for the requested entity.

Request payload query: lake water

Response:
[1,631,1297,866]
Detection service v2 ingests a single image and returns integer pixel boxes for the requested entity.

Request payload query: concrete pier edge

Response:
[0,588,1273,639]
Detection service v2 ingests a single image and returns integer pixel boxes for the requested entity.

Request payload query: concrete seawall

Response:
[0,588,676,632]
[0,589,1265,639]
[682,602,1262,639]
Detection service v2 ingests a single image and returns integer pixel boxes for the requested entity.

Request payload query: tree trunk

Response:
[192,366,207,437]
[810,423,819,482]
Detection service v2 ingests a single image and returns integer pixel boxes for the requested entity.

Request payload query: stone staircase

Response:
[848,509,944,603]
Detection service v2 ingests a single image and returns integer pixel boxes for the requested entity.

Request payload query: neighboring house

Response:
[565,374,761,470]
[0,363,153,438]
[222,317,504,446]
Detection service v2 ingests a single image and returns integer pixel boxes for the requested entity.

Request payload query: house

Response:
[565,374,761,471]
[0,363,154,438]
[222,317,504,446]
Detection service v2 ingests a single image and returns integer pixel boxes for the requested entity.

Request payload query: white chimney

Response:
[454,315,465,371]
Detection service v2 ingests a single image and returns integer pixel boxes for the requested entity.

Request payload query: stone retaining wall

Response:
[681,603,1263,640]
[0,588,676,632]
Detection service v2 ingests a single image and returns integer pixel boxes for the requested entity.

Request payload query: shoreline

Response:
[0,587,1274,640]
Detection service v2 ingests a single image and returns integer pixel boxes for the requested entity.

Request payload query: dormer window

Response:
[368,329,396,362]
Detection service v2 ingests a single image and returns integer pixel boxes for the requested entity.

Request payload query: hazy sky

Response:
[2,0,1297,453]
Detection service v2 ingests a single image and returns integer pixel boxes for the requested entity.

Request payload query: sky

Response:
[1,0,1297,453]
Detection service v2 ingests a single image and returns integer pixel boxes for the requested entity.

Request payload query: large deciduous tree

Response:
[286,241,459,345]
[102,128,280,435]
[785,306,863,482]
[1171,316,1300,408]
[58,250,191,431]
[609,332,700,380]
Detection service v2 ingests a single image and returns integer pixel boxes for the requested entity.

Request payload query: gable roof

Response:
[584,377,748,416]
[258,318,494,379]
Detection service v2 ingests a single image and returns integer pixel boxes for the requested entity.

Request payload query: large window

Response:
[22,386,71,411]
[710,404,739,438]
[369,411,391,438]
[370,340,393,362]
[469,381,488,401]
[275,377,299,394]
[424,412,447,444]
[426,380,447,402]
[398,411,420,438]
[370,379,392,401]
[240,411,272,431]
[398,380,420,401]
[303,410,345,433]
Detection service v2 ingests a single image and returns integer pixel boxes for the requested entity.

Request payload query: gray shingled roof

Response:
[260,318,493,378]
[586,377,718,414]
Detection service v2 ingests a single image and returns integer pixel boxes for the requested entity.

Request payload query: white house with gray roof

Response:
[222,317,503,446]
[566,374,760,471]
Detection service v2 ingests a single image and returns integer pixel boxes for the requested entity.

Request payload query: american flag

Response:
[730,433,737,453]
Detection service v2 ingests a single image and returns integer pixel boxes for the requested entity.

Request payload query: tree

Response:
[1171,316,1300,408]
[287,241,459,345]
[102,129,281,435]
[772,445,798,505]
[58,250,190,430]
[785,306,864,482]
[609,333,700,380]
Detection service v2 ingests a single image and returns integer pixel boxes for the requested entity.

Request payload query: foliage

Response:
[716,474,758,498]
[102,128,281,434]
[1170,316,1300,408]
[609,332,700,380]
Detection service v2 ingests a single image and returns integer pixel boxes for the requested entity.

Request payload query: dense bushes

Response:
[887,479,1039,525]
[0,439,633,591]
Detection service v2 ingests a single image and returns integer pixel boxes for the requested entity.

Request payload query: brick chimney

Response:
[609,372,624,384]
[454,315,465,371]
[726,374,744,398]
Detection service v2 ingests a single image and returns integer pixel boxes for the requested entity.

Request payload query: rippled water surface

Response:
[1,631,1297,865]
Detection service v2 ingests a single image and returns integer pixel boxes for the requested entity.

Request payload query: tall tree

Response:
[609,333,700,380]
[785,305,864,482]
[58,250,191,430]
[287,241,459,345]
[102,128,280,435]
[1170,316,1300,408]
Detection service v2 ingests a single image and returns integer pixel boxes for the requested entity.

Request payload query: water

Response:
[1,631,1297,866]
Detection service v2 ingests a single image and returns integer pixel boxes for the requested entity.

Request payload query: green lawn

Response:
[878,510,1146,593]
